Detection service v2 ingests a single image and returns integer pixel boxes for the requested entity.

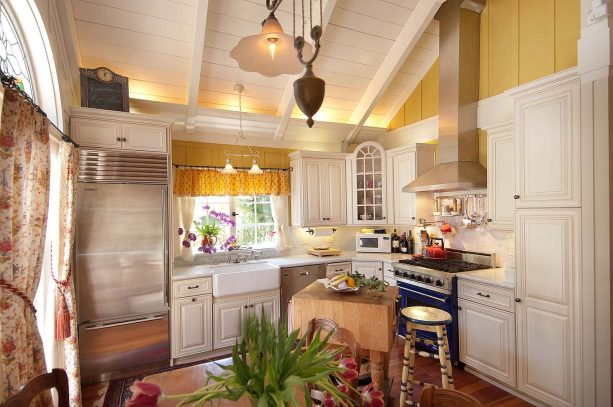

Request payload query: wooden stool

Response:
[399,306,454,407]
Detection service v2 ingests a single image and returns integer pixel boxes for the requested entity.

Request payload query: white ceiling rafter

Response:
[382,46,438,127]
[185,0,210,133]
[273,0,338,141]
[344,0,444,144]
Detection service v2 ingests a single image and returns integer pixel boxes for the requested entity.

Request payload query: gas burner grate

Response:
[398,258,491,273]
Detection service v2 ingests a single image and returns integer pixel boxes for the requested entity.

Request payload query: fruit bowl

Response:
[320,276,360,293]
[329,284,360,293]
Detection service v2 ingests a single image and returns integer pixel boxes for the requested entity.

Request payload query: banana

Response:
[330,275,348,287]
[330,273,347,283]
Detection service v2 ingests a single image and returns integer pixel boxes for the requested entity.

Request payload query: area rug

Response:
[102,356,229,407]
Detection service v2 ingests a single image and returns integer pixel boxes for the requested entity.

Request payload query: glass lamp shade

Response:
[230,14,310,77]
[220,158,237,174]
[248,159,264,175]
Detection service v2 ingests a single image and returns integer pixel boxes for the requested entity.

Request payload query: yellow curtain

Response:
[173,168,290,196]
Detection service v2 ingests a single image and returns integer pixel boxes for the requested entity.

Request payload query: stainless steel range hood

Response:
[404,0,486,193]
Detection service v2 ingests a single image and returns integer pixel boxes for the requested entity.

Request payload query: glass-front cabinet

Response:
[350,142,387,224]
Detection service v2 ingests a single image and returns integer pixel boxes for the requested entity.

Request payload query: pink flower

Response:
[338,357,359,380]
[0,240,11,253]
[178,228,184,235]
[126,381,161,407]
[337,383,349,394]
[3,340,16,355]
[361,383,384,407]
[323,392,337,407]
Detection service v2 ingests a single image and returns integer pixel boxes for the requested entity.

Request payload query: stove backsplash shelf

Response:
[430,189,489,228]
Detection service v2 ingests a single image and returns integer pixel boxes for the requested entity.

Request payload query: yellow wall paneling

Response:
[172,141,294,169]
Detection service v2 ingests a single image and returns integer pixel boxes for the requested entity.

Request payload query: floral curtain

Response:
[0,88,51,405]
[52,142,81,406]
[173,168,290,197]
[270,195,289,251]
[176,196,196,262]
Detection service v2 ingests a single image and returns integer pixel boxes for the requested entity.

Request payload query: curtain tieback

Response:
[0,279,36,314]
[50,243,72,340]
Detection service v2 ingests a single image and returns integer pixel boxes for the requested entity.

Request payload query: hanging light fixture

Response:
[220,84,264,175]
[230,0,308,77]
[293,0,325,128]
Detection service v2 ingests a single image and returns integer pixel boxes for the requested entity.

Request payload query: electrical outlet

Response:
[508,242,515,256]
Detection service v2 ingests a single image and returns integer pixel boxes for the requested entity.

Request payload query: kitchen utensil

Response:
[426,237,447,259]
[440,223,452,234]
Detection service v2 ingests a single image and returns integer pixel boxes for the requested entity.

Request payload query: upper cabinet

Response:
[348,142,388,225]
[386,144,436,226]
[290,151,348,227]
[512,78,581,208]
[70,107,172,153]
[486,123,515,230]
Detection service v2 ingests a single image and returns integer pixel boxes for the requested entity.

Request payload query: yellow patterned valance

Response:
[173,168,290,197]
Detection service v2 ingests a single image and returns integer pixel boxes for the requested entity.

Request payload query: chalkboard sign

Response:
[80,67,129,112]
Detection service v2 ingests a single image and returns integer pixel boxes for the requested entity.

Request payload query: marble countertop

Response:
[456,267,515,289]
[172,251,408,280]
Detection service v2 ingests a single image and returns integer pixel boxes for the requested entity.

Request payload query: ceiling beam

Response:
[185,0,210,133]
[382,47,439,127]
[273,0,338,141]
[344,0,444,144]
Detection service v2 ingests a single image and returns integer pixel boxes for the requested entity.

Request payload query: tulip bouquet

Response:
[126,313,384,407]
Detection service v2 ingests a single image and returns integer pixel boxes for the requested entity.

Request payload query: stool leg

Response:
[436,326,450,389]
[399,322,416,406]
[443,325,454,390]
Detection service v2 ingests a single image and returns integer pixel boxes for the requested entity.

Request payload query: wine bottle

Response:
[399,232,409,254]
[391,229,400,253]
[408,230,415,255]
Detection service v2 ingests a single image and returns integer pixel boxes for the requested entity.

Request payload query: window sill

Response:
[174,247,279,266]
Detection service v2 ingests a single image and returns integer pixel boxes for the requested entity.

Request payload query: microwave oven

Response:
[355,233,392,253]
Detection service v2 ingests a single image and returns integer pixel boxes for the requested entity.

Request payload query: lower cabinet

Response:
[352,261,383,280]
[213,291,280,349]
[458,298,516,386]
[172,294,213,358]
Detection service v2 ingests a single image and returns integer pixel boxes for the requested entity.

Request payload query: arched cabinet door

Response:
[350,142,388,225]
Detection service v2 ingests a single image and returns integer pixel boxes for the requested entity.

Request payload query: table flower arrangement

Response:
[126,313,384,407]
[179,205,237,254]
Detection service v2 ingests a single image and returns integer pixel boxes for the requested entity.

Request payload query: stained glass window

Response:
[0,4,34,99]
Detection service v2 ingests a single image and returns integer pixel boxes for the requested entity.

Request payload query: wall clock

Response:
[80,66,129,112]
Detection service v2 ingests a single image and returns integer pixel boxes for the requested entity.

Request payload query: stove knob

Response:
[435,279,444,287]
[409,274,416,280]
[402,271,410,278]
[394,270,400,276]
[425,277,433,284]
[416,275,424,282]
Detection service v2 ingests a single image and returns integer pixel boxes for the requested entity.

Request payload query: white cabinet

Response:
[70,107,171,153]
[486,123,515,230]
[290,151,348,227]
[172,295,213,357]
[213,291,280,349]
[515,208,581,406]
[383,261,396,287]
[386,144,436,226]
[513,79,580,208]
[348,142,388,224]
[213,298,248,349]
[458,297,516,386]
[352,261,383,280]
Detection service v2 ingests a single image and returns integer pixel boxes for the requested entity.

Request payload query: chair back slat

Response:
[2,369,69,407]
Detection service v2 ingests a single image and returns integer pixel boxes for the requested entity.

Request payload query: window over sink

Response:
[192,195,276,253]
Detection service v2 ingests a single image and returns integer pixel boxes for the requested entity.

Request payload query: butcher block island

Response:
[291,281,399,392]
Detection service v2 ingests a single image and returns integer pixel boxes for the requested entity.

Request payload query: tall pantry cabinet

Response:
[511,73,582,407]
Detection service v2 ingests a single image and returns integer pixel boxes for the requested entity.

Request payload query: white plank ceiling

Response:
[67,0,442,145]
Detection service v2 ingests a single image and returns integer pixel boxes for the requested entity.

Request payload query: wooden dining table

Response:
[291,281,399,392]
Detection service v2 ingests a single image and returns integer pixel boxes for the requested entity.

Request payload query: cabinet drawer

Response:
[326,262,351,278]
[457,279,515,312]
[173,278,212,298]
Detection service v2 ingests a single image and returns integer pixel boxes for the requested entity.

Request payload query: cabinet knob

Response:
[513,195,520,199]
[244,305,248,309]
[383,217,386,220]
[412,217,416,220]
[515,298,521,303]
[116,137,122,142]
[487,218,492,222]
[250,304,254,308]
[191,298,196,302]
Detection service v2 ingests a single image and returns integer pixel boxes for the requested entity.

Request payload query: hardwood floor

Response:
[82,337,533,407]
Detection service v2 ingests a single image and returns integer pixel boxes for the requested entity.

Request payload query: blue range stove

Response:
[392,249,496,365]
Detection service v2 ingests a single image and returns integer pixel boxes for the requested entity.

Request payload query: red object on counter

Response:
[440,223,452,234]
[426,238,447,259]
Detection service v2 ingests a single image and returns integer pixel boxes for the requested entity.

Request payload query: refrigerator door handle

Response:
[83,315,166,331]
[162,187,169,306]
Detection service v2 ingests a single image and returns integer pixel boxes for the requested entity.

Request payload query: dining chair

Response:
[419,384,482,407]
[2,369,69,407]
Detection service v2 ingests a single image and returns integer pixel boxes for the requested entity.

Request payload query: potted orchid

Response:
[126,313,385,407]
[179,205,237,254]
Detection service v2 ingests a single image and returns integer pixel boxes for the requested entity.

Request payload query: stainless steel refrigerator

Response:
[75,149,170,384]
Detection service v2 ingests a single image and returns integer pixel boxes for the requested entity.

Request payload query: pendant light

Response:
[220,84,263,175]
[293,0,325,128]
[230,0,306,77]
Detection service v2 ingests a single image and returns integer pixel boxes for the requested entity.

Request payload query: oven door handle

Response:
[399,286,448,303]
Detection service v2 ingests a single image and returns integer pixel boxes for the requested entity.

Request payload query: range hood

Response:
[404,0,486,193]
